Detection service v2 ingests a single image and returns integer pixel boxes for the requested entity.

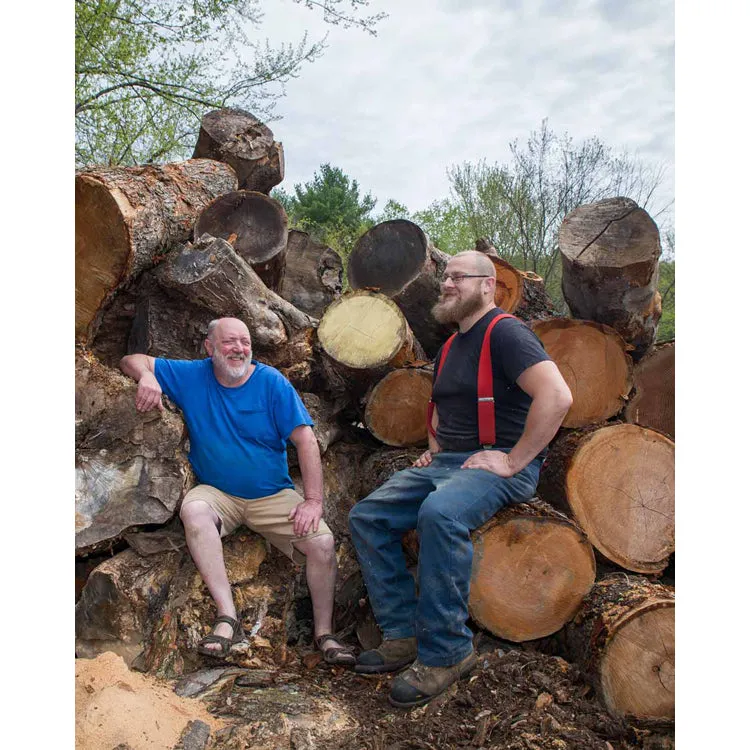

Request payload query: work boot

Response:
[388,650,478,708]
[354,637,417,674]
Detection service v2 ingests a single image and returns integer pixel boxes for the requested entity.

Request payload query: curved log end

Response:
[624,342,675,438]
[566,424,674,573]
[469,511,596,642]
[488,256,523,313]
[365,369,432,446]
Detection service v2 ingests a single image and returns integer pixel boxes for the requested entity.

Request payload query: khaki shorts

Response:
[181,484,332,565]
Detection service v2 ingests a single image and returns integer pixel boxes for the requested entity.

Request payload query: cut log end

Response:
[566,424,674,573]
[469,506,596,642]
[318,291,411,369]
[364,369,433,446]
[487,256,523,313]
[624,342,674,438]
[531,318,633,428]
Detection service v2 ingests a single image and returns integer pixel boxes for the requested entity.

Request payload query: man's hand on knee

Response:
[288,497,323,537]
[461,450,518,477]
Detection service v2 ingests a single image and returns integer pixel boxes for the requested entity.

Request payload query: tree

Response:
[446,120,671,307]
[657,226,675,341]
[75,0,385,166]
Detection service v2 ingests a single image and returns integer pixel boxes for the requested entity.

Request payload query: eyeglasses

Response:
[440,274,491,284]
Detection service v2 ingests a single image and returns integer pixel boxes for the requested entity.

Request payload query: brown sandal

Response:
[314,633,356,666]
[196,615,245,658]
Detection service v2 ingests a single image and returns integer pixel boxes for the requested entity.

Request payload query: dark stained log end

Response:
[624,341,674,438]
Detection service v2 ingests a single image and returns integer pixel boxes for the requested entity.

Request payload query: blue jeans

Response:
[348,451,542,666]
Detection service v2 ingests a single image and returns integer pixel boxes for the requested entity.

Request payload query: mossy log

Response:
[536,423,675,574]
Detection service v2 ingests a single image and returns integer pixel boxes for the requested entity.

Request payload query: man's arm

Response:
[462,360,572,477]
[119,354,164,412]
[287,424,325,536]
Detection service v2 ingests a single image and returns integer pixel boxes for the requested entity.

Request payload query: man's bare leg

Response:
[294,533,338,649]
[180,500,237,652]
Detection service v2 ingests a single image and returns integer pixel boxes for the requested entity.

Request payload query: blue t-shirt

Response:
[154,358,313,499]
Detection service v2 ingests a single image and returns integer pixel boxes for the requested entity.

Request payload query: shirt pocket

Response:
[234,408,277,444]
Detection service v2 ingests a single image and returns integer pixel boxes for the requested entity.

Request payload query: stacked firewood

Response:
[75,110,674,724]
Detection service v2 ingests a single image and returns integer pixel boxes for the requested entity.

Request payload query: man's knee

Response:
[416,494,454,531]
[180,500,220,532]
[296,532,335,561]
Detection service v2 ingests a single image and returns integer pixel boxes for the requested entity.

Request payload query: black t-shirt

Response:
[432,308,551,455]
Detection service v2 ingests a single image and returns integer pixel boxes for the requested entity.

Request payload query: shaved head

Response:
[451,250,496,277]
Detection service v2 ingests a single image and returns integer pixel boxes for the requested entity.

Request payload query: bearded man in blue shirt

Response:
[120,317,354,665]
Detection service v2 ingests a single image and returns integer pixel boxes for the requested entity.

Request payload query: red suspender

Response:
[427,313,516,448]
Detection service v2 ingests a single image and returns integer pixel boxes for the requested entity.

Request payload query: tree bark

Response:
[76,159,238,342]
[469,500,596,642]
[536,423,675,574]
[559,197,662,360]
[363,367,433,447]
[514,270,558,321]
[624,341,674,438]
[155,234,316,385]
[530,318,633,428]
[555,575,674,721]
[75,349,193,556]
[194,190,289,291]
[347,220,453,357]
[192,108,284,194]
[279,230,343,318]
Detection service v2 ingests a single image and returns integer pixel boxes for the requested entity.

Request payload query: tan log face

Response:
[567,424,674,572]
[600,603,675,719]
[469,516,595,642]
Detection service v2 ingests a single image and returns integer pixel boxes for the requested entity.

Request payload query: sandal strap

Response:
[214,615,239,629]
[199,634,232,647]
[315,633,353,653]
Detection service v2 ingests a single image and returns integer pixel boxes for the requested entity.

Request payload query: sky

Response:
[257,0,674,219]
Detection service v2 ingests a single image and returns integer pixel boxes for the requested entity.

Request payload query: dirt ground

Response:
[196,638,675,750]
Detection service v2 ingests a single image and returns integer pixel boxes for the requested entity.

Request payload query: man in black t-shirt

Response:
[349,250,573,708]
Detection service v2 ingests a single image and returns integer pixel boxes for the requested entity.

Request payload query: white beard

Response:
[212,350,251,381]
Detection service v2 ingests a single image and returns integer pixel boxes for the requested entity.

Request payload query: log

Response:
[155,234,316,382]
[194,191,289,291]
[192,107,284,193]
[530,318,633,428]
[75,349,193,556]
[75,159,238,342]
[347,220,453,356]
[514,270,558,321]
[624,341,675,438]
[537,423,675,574]
[559,197,662,359]
[279,229,343,318]
[469,500,596,642]
[559,575,674,721]
[363,367,433,447]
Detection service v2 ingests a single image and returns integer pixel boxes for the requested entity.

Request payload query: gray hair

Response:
[206,319,221,341]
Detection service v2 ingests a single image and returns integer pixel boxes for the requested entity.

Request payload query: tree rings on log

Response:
[537,423,674,574]
[624,341,674,438]
[486,255,523,313]
[318,290,425,370]
[364,368,433,446]
[468,501,596,642]
[75,160,238,342]
[563,575,674,721]
[194,190,288,290]
[192,107,284,193]
[559,197,662,359]
[531,318,633,428]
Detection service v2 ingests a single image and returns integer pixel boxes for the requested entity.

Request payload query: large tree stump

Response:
[156,235,316,381]
[537,423,675,574]
[531,318,633,428]
[624,341,675,438]
[468,500,596,642]
[192,107,284,193]
[75,350,192,556]
[76,160,238,342]
[279,230,343,318]
[194,191,289,291]
[559,197,662,359]
[363,367,433,447]
[347,220,453,356]
[559,575,674,721]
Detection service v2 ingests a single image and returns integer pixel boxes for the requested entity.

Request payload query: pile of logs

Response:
[75,109,675,724]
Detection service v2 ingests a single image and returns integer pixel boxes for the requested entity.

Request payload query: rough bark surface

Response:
[559,197,662,359]
[624,341,674,438]
[347,220,453,356]
[536,423,675,573]
[469,500,596,642]
[76,159,238,342]
[192,107,284,193]
[194,191,289,290]
[279,230,343,318]
[531,318,633,428]
[554,575,675,721]
[75,349,192,556]
[514,271,559,321]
